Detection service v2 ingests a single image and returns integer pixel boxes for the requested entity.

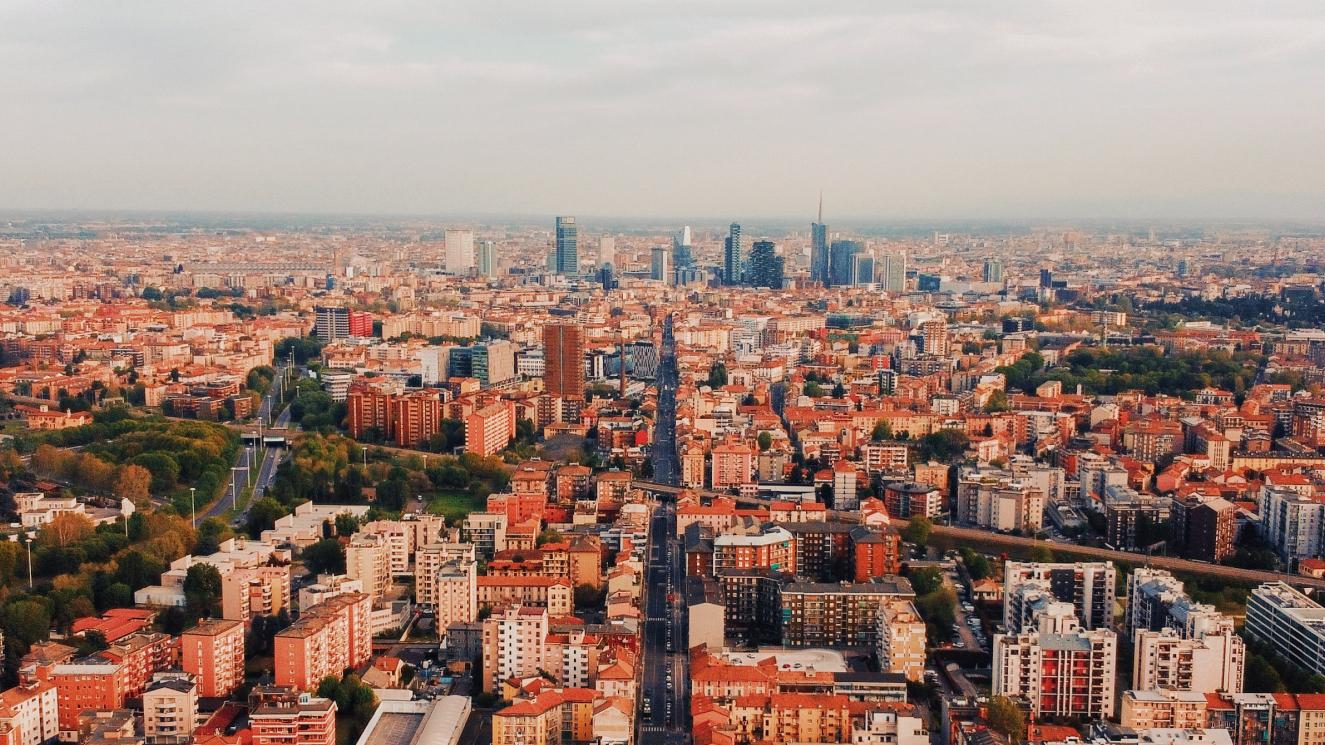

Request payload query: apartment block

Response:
[221,565,291,622]
[876,600,926,682]
[1119,689,1209,730]
[181,619,245,698]
[780,578,915,648]
[481,606,549,694]
[466,400,516,456]
[345,531,391,605]
[1133,626,1244,693]
[477,576,573,617]
[249,687,337,745]
[992,604,1117,719]
[274,593,373,690]
[956,466,1045,533]
[142,674,197,745]
[1004,561,1116,632]
[1245,582,1325,678]
[0,680,59,745]
[50,660,126,731]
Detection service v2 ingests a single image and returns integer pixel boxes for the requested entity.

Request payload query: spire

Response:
[817,190,823,223]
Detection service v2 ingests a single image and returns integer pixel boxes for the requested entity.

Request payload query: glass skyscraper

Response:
[555,216,578,274]
[723,222,743,285]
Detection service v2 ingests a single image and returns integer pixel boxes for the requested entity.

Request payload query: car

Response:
[961,603,974,612]
[953,640,965,648]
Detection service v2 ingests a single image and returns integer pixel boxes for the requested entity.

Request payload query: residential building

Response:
[274,593,372,691]
[0,680,59,745]
[142,673,197,745]
[221,565,290,622]
[1003,561,1116,632]
[780,578,915,648]
[992,604,1117,719]
[481,606,549,694]
[345,531,391,605]
[249,687,336,745]
[876,600,926,682]
[445,228,476,275]
[1244,582,1325,678]
[181,619,245,698]
[466,400,516,456]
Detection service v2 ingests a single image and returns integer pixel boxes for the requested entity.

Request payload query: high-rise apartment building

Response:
[982,257,1004,283]
[481,605,549,694]
[780,578,915,648]
[1245,582,1325,679]
[345,532,391,605]
[992,603,1117,719]
[181,619,245,698]
[746,240,783,289]
[274,593,372,691]
[1003,561,1116,632]
[444,229,475,275]
[143,674,197,744]
[597,235,615,268]
[723,222,743,285]
[543,323,585,401]
[465,401,516,457]
[555,216,578,274]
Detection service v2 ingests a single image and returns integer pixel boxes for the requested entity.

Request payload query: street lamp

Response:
[17,532,33,590]
[189,487,197,527]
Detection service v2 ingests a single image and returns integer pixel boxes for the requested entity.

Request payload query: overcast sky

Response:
[3,1,1324,221]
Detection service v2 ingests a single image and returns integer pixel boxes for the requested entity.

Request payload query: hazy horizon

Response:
[4,1,1324,220]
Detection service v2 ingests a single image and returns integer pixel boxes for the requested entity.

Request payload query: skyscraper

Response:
[852,252,875,286]
[598,235,615,268]
[723,222,743,286]
[477,240,497,278]
[673,225,693,268]
[811,194,829,285]
[880,253,907,293]
[982,257,1004,284]
[829,240,863,286]
[555,216,578,275]
[746,240,783,289]
[444,229,475,275]
[543,323,585,400]
[651,245,671,283]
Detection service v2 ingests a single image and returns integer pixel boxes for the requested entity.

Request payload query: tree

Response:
[129,452,181,493]
[113,465,153,505]
[803,381,825,398]
[707,362,728,389]
[115,550,166,590]
[757,431,773,451]
[1027,545,1055,563]
[917,430,970,463]
[985,389,1010,413]
[302,538,346,575]
[3,600,52,646]
[335,513,360,537]
[900,516,933,547]
[39,513,95,548]
[986,696,1026,739]
[832,382,846,398]
[184,564,223,619]
[246,498,289,539]
[906,567,944,596]
[871,420,892,442]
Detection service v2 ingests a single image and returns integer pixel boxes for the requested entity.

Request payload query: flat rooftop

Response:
[360,712,424,745]
[720,647,848,673]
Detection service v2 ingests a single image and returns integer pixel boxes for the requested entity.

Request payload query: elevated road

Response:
[632,480,1325,592]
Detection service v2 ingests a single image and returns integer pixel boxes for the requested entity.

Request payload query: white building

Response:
[992,603,1117,719]
[445,229,476,275]
[1245,582,1325,678]
[1133,626,1244,694]
[1004,561,1116,632]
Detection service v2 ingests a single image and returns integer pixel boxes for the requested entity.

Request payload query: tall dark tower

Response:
[811,193,829,285]
[651,314,680,486]
[723,223,743,286]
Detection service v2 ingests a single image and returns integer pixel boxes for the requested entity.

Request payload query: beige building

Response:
[142,674,197,745]
[481,606,549,694]
[1133,626,1244,694]
[346,532,391,605]
[492,690,560,745]
[221,565,290,622]
[1120,689,1209,730]
[992,603,1117,719]
[877,600,926,682]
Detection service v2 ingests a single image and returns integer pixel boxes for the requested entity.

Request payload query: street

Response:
[200,367,290,523]
[639,498,690,745]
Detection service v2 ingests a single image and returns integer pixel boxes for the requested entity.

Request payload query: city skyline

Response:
[2,2,1324,220]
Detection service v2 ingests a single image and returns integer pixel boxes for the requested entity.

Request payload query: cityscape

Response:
[3,4,1325,745]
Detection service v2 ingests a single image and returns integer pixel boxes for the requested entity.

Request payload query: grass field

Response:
[426,490,486,523]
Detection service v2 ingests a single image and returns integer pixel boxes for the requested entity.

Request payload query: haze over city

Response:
[3,1,1325,219]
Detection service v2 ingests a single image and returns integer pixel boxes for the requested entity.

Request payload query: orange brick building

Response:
[182,619,246,698]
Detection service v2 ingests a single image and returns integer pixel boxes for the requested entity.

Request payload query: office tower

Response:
[852,252,875,286]
[723,222,743,285]
[673,225,693,268]
[829,240,863,286]
[597,264,617,291]
[651,245,671,283]
[555,216,578,274]
[472,341,517,387]
[598,235,615,268]
[543,323,585,400]
[983,257,1004,283]
[746,240,784,289]
[1176,258,1189,277]
[444,229,475,275]
[880,253,906,293]
[477,240,497,278]
[811,195,829,284]
[1040,268,1053,288]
